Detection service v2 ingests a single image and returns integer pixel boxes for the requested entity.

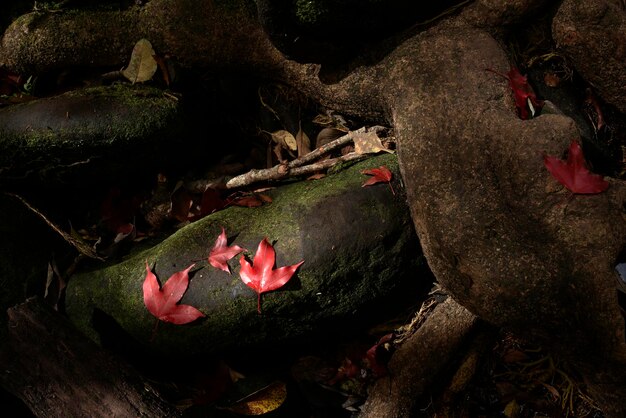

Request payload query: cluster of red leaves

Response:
[174,187,272,223]
[329,333,394,385]
[544,140,609,194]
[143,228,304,324]
[141,164,397,324]
[487,67,544,120]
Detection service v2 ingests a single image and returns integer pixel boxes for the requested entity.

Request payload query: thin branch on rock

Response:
[5,193,103,261]
[289,152,366,176]
[225,126,385,189]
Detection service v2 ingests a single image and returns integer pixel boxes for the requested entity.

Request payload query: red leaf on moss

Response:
[544,140,609,194]
[230,195,263,207]
[208,227,245,274]
[487,67,544,119]
[143,262,205,324]
[362,166,394,194]
[239,238,304,314]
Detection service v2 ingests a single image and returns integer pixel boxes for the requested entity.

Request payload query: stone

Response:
[553,0,626,114]
[459,0,549,30]
[65,154,424,356]
[0,84,186,186]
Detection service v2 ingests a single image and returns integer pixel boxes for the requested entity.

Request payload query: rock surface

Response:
[0,84,186,186]
[66,154,424,356]
[553,0,626,114]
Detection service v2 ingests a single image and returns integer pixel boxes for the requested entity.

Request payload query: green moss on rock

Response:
[0,84,184,183]
[66,154,424,356]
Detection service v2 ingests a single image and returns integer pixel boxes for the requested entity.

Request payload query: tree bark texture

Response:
[359,297,478,418]
[0,298,180,418]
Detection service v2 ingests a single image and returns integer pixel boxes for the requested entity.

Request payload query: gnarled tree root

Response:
[0,298,180,418]
[359,297,478,418]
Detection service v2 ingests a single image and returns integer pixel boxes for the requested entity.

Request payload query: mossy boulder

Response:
[65,154,425,356]
[0,84,186,186]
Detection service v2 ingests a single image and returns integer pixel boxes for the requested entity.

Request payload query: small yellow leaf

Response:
[353,131,394,155]
[225,381,287,415]
[270,130,297,152]
[503,399,520,418]
[122,39,158,84]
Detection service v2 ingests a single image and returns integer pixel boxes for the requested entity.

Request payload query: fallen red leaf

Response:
[362,165,395,194]
[230,195,263,207]
[364,333,394,378]
[487,67,544,120]
[208,227,245,274]
[0,68,22,96]
[239,238,304,314]
[585,88,605,131]
[328,357,361,385]
[192,360,241,405]
[101,187,143,233]
[170,186,194,222]
[544,140,609,194]
[143,262,205,324]
[199,187,226,215]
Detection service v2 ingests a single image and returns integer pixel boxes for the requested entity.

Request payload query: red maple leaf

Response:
[362,165,395,194]
[239,238,304,314]
[544,140,609,194]
[143,262,205,324]
[208,227,245,274]
[487,67,544,120]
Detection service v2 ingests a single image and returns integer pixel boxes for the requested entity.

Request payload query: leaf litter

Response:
[544,140,609,194]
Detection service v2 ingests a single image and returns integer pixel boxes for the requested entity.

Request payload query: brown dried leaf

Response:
[543,72,560,87]
[296,126,311,157]
[270,130,297,151]
[502,349,529,363]
[353,131,394,155]
[122,39,158,84]
[307,173,326,180]
[312,114,334,126]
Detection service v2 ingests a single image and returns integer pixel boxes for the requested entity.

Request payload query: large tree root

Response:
[0,298,180,418]
[359,297,478,417]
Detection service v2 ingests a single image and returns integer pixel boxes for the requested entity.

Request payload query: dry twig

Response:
[226,126,385,189]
